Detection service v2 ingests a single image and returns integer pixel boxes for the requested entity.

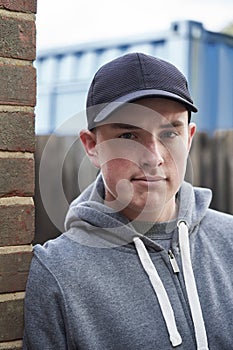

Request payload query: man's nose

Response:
[139,138,164,169]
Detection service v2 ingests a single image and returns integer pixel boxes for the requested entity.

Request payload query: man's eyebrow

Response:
[160,120,185,129]
[109,120,185,130]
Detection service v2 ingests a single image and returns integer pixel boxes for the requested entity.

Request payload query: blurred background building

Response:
[36,20,233,135]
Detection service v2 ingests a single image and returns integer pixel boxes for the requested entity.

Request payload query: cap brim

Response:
[94,89,198,124]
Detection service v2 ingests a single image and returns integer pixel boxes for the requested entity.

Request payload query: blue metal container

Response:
[36,20,233,134]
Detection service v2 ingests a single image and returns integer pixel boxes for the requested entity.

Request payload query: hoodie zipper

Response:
[168,250,180,273]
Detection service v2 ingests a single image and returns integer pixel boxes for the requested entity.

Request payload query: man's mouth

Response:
[132,175,166,184]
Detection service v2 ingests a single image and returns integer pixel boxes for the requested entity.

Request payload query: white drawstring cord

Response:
[178,221,209,350]
[133,237,182,347]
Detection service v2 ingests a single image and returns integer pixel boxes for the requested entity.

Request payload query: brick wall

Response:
[0,1,36,349]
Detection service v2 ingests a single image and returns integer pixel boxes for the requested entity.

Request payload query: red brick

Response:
[0,0,37,13]
[0,340,22,349]
[0,16,36,60]
[0,198,34,246]
[0,247,32,293]
[0,111,35,152]
[0,293,24,341]
[0,153,34,197]
[0,64,36,106]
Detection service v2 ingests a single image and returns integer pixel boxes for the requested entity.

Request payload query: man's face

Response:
[81,98,196,222]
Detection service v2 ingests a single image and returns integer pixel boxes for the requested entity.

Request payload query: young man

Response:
[23,53,233,349]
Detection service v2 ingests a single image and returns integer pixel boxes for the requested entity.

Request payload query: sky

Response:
[36,0,233,51]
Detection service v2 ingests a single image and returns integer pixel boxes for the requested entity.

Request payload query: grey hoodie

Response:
[23,175,233,349]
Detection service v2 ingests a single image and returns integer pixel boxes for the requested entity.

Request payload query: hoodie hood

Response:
[177,180,212,230]
[64,173,212,248]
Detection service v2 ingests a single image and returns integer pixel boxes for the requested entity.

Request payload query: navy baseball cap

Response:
[86,52,198,129]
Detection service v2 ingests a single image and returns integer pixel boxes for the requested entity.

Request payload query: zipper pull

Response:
[168,250,180,273]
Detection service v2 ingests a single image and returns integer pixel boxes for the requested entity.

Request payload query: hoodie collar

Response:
[177,181,212,230]
[64,174,212,248]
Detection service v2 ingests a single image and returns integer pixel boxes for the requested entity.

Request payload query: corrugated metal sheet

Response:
[36,20,233,134]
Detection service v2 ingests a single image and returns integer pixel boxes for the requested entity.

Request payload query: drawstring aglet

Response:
[168,250,180,273]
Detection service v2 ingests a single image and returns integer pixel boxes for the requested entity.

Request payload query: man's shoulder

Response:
[33,232,90,270]
[35,232,70,251]
[205,208,233,222]
[201,208,233,233]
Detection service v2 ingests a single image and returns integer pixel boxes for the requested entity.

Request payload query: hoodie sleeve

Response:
[23,254,70,350]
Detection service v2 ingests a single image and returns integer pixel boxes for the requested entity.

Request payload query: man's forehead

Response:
[103,102,187,129]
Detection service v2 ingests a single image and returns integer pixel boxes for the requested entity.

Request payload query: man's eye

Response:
[119,133,135,140]
[160,131,179,139]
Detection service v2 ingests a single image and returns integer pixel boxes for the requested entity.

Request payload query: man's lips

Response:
[132,175,166,182]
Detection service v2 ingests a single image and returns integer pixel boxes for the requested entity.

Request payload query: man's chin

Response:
[120,193,177,222]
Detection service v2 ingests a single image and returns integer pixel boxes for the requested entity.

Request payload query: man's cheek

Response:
[96,139,141,165]
[170,151,188,181]
[104,159,132,173]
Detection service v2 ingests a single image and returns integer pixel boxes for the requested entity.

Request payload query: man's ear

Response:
[187,122,196,152]
[80,130,100,168]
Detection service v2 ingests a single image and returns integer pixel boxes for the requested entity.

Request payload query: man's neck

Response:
[119,197,178,223]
